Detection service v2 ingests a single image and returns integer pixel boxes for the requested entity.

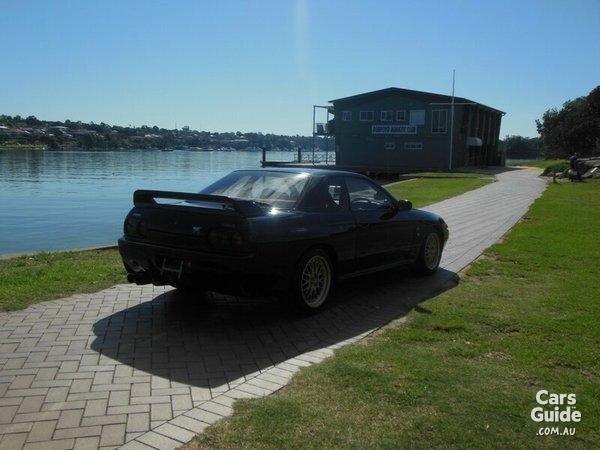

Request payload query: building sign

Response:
[372,125,417,135]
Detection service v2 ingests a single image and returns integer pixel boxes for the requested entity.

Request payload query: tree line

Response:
[0,115,329,151]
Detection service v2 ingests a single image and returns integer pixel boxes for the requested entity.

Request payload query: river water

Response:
[0,149,306,254]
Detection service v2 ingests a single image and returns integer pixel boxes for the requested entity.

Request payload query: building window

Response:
[342,111,352,121]
[360,111,374,121]
[384,142,396,150]
[404,142,423,151]
[396,110,406,122]
[431,109,448,133]
[380,110,394,122]
[409,110,425,126]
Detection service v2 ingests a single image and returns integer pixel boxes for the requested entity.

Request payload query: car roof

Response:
[232,167,365,178]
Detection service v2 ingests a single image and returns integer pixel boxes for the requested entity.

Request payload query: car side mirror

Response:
[396,199,412,211]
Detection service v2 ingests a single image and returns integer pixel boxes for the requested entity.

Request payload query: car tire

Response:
[412,229,442,275]
[289,249,333,313]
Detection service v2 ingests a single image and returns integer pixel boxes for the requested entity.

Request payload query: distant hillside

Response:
[0,115,329,151]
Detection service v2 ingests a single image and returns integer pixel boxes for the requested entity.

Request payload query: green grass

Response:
[188,180,600,449]
[387,175,493,207]
[402,171,491,178]
[0,249,125,311]
[509,158,567,170]
[0,144,47,150]
[518,159,570,177]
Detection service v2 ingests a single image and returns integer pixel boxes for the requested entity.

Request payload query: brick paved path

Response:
[0,168,546,449]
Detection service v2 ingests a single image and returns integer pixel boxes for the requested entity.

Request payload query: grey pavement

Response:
[0,167,546,449]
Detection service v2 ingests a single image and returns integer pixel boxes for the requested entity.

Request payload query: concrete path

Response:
[0,168,546,450]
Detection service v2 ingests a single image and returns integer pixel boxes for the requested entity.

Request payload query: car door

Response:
[297,176,357,276]
[345,176,414,270]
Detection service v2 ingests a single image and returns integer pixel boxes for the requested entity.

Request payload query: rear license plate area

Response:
[159,257,184,278]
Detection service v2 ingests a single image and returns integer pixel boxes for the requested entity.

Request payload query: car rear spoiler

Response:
[133,190,265,216]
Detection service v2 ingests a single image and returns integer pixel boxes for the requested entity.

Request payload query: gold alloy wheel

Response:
[424,232,441,271]
[300,254,332,308]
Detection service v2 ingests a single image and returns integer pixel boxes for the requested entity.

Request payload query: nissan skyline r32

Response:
[118,168,448,312]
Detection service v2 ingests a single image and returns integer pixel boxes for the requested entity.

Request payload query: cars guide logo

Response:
[531,390,581,436]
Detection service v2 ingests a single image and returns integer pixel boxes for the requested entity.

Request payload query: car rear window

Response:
[201,171,309,209]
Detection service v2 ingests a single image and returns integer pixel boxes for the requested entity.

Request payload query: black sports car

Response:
[118,168,448,311]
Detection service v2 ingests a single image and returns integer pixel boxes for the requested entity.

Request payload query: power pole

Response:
[449,69,456,171]
[312,105,316,164]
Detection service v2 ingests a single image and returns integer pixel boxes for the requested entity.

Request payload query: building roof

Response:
[329,87,505,114]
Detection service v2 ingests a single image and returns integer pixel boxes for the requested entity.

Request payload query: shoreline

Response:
[0,244,118,260]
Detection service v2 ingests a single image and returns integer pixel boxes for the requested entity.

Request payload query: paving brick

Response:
[92,371,113,386]
[45,386,70,403]
[190,387,211,402]
[99,423,126,446]
[22,438,75,450]
[108,390,130,407]
[83,398,107,417]
[137,431,181,450]
[130,395,170,405]
[18,395,45,413]
[67,391,109,401]
[35,367,58,381]
[0,397,23,407]
[119,439,155,450]
[171,394,192,411]
[81,413,126,426]
[0,432,28,450]
[130,383,150,397]
[126,412,150,433]
[185,408,223,424]
[5,387,49,398]
[56,409,83,429]
[154,423,195,442]
[73,436,100,450]
[13,410,60,423]
[150,403,172,422]
[53,425,101,439]
[169,415,209,433]
[0,405,18,424]
[69,379,92,394]
[42,400,87,412]
[26,419,57,442]
[106,404,149,415]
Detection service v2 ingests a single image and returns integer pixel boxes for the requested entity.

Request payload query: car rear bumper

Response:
[118,237,289,294]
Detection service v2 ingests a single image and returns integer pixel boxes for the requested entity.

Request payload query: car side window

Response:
[346,177,393,212]
[301,177,347,211]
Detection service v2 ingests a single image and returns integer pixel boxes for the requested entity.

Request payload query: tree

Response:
[536,85,600,158]
[40,135,59,150]
[503,135,542,159]
[25,115,40,126]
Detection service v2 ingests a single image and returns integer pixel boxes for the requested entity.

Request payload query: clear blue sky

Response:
[1,0,599,137]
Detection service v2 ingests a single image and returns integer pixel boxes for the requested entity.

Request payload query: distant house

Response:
[327,87,505,172]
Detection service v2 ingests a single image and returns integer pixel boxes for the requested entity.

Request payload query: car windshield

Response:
[200,171,310,209]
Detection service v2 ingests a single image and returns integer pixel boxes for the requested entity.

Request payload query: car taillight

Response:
[124,217,139,236]
[230,231,244,251]
[137,220,148,237]
[208,228,249,252]
[208,228,230,250]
